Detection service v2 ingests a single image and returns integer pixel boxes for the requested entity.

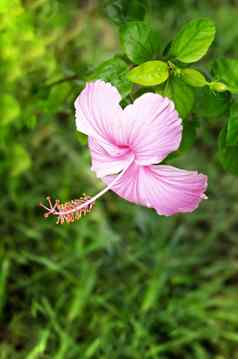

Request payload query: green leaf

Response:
[219,125,238,175]
[181,68,207,87]
[156,76,194,119]
[104,0,146,25]
[212,58,238,93]
[194,86,230,118]
[120,21,160,64]
[226,103,238,146]
[177,120,197,154]
[128,60,169,86]
[88,56,132,98]
[169,18,216,63]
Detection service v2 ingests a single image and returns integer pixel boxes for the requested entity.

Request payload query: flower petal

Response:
[75,80,123,148]
[103,163,207,216]
[88,137,134,177]
[123,93,182,165]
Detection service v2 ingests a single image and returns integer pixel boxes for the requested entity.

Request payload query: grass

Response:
[1,0,238,358]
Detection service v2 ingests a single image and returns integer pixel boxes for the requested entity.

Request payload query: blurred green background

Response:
[1,0,238,358]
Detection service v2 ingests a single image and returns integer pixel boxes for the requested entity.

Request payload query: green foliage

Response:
[169,18,216,63]
[219,125,238,175]
[166,120,197,161]
[212,58,238,93]
[88,56,132,97]
[194,86,230,118]
[226,103,238,146]
[128,60,169,86]
[120,21,160,64]
[47,83,72,114]
[107,10,238,170]
[177,120,197,155]
[104,0,146,25]
[157,76,195,119]
[0,94,21,127]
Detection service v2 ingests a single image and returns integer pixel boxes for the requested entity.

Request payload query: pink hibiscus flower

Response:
[40,80,207,223]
